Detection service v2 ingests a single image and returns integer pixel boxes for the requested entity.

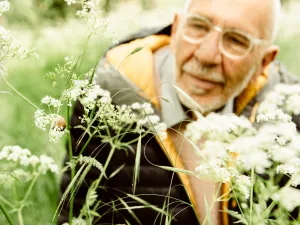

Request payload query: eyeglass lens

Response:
[183,18,252,57]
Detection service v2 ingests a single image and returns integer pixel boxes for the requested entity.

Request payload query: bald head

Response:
[183,0,281,41]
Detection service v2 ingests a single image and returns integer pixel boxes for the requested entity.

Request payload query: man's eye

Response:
[227,35,249,47]
[192,23,209,31]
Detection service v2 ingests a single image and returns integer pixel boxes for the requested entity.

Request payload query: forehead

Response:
[186,0,269,38]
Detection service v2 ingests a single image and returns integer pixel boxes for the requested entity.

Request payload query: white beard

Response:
[177,65,257,115]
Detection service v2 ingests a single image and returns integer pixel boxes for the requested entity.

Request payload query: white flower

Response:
[38,155,59,174]
[277,164,297,176]
[0,0,10,16]
[34,110,52,130]
[271,146,297,163]
[195,160,232,183]
[286,94,300,115]
[131,102,142,110]
[154,122,167,140]
[41,95,62,108]
[49,126,65,143]
[147,115,160,124]
[71,218,87,225]
[237,147,272,174]
[0,145,59,174]
[291,174,300,187]
[256,109,291,123]
[65,0,76,5]
[28,155,40,167]
[276,187,300,212]
[141,103,154,115]
[62,79,88,102]
[234,175,251,199]
[201,141,229,161]
[186,113,255,144]
[264,91,285,106]
[0,172,14,188]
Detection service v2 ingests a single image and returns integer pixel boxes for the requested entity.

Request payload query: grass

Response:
[0,0,300,224]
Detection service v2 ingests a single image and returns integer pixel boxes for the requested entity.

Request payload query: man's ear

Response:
[170,13,181,52]
[261,45,279,70]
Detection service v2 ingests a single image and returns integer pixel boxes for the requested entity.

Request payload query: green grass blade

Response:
[0,200,15,225]
[108,164,125,179]
[159,166,195,176]
[127,193,169,217]
[132,134,142,194]
[118,197,142,224]
[204,196,212,225]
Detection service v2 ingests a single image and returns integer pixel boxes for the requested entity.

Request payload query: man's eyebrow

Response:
[186,13,213,22]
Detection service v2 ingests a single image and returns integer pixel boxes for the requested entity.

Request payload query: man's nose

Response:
[194,31,222,66]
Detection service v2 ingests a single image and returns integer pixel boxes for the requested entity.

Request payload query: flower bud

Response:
[54,115,66,131]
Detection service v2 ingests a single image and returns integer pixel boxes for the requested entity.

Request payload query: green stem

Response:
[17,209,24,225]
[249,167,255,225]
[67,106,75,224]
[22,173,39,203]
[262,200,277,219]
[79,135,94,156]
[78,34,92,74]
[202,183,222,225]
[2,77,39,110]
[125,132,149,145]
[0,200,15,225]
[0,194,14,208]
[94,145,115,187]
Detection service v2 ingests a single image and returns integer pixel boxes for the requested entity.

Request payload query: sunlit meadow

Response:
[0,0,300,224]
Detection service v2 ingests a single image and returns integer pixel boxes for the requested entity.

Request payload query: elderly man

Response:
[59,0,299,224]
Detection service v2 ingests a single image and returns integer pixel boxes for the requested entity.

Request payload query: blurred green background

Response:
[0,0,300,224]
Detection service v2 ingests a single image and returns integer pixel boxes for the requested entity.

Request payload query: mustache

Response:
[182,62,225,84]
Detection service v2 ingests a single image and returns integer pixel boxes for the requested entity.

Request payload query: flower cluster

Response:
[65,0,76,5]
[0,0,9,16]
[34,110,65,142]
[257,84,300,123]
[64,0,117,43]
[0,145,59,174]
[41,95,62,108]
[0,26,38,62]
[184,83,300,220]
[81,100,167,140]
[185,112,255,144]
[62,217,87,225]
[45,57,77,87]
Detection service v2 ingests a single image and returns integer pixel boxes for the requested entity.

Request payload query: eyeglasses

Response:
[181,14,268,60]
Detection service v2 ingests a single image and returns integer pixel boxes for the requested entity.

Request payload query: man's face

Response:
[171,0,274,114]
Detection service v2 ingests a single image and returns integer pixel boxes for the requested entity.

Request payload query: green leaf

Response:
[77,155,107,179]
[126,193,169,217]
[161,97,172,103]
[109,164,125,179]
[129,47,143,56]
[54,164,86,219]
[204,196,212,225]
[173,85,204,114]
[118,197,142,225]
[158,166,195,176]
[132,134,142,194]
[0,91,14,97]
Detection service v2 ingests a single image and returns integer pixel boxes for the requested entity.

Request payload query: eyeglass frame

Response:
[180,13,270,60]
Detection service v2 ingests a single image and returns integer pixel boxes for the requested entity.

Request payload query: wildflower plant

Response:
[0,145,59,225]
[182,83,300,224]
[1,0,300,224]
[0,1,167,224]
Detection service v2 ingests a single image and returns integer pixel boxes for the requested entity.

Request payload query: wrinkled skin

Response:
[171,0,279,114]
